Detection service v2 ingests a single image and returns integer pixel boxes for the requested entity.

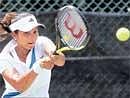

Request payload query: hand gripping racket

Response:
[55,5,91,54]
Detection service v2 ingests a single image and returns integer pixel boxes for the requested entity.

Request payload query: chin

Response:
[27,45,35,50]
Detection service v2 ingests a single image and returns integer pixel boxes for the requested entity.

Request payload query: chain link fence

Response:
[50,59,130,98]
[0,0,130,98]
[33,12,130,57]
[0,0,130,13]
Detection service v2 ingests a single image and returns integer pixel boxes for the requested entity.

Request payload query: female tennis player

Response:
[0,12,65,98]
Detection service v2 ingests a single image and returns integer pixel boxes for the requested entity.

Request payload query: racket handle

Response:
[53,48,65,55]
[53,51,59,55]
[53,50,62,55]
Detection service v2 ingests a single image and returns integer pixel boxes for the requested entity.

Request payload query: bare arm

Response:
[51,52,65,67]
[2,68,37,93]
[2,56,54,93]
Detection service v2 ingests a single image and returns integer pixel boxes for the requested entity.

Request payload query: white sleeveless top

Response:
[0,36,56,98]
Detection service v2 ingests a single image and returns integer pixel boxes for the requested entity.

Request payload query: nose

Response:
[28,31,37,41]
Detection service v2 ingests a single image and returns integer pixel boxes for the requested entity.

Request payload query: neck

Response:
[15,46,30,63]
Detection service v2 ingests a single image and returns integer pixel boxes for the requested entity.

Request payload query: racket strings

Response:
[57,8,88,49]
[71,32,87,48]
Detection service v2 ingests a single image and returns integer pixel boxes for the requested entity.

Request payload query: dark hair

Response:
[0,12,16,33]
[0,23,12,33]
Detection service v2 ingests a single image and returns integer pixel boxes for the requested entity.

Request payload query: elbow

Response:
[55,57,65,67]
[59,59,65,66]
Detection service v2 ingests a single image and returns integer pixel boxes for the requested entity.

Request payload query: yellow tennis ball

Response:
[116,27,130,41]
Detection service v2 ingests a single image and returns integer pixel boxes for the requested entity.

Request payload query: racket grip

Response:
[53,51,60,55]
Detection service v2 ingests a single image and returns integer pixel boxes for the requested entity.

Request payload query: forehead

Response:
[25,27,38,32]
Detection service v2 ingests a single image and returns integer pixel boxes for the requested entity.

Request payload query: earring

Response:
[14,38,16,40]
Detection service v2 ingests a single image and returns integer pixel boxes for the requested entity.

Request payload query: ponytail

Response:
[0,12,16,33]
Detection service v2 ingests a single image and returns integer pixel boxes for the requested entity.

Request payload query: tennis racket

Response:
[55,5,91,54]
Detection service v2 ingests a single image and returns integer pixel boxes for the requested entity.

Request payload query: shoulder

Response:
[36,36,55,46]
[36,36,53,43]
[35,36,56,54]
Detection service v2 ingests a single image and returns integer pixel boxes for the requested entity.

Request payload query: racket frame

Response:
[55,5,91,53]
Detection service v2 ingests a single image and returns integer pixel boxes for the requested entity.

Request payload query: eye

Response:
[33,29,38,34]
[24,32,29,33]
[33,30,37,34]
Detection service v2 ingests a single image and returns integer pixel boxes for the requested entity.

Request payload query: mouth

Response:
[28,42,33,44]
[28,42,35,46]
[28,42,35,44]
